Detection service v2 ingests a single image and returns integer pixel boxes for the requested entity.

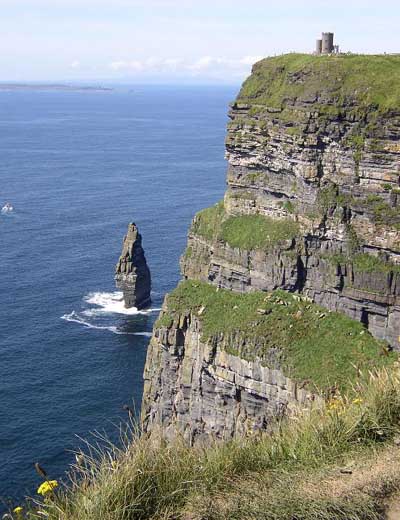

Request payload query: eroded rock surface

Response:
[115,223,151,309]
[142,304,316,442]
[142,54,400,441]
[181,54,400,347]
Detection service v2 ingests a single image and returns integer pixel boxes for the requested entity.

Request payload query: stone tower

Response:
[322,32,334,54]
[315,32,337,55]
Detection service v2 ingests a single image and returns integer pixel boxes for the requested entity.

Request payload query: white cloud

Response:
[108,55,262,77]
[189,56,223,71]
[189,55,263,72]
[110,60,144,71]
[109,57,183,72]
[70,60,80,68]
[163,58,183,68]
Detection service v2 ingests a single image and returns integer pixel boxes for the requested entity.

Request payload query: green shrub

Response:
[363,195,400,225]
[353,253,400,274]
[281,200,295,214]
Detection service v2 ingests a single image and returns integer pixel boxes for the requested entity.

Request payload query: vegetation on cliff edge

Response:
[158,280,395,393]
[325,251,400,275]
[237,53,400,112]
[24,367,400,520]
[191,201,299,250]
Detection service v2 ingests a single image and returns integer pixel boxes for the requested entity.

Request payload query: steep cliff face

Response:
[115,223,151,309]
[142,54,400,440]
[182,54,400,347]
[142,285,315,441]
[142,312,314,443]
[142,281,393,439]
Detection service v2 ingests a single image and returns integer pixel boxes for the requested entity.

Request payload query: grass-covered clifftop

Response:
[238,53,400,112]
[157,280,395,393]
[191,201,299,250]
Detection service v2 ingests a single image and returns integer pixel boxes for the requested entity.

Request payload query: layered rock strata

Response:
[181,229,400,347]
[142,280,390,439]
[142,54,400,441]
[142,306,315,442]
[181,54,400,347]
[115,223,151,309]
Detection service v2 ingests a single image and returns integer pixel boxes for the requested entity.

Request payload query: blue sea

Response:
[0,85,235,506]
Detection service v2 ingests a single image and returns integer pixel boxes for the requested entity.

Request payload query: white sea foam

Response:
[84,291,160,316]
[61,311,152,336]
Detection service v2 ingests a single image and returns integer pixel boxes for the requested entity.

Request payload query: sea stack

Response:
[115,223,151,309]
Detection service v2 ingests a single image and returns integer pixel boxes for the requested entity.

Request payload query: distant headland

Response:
[0,83,113,92]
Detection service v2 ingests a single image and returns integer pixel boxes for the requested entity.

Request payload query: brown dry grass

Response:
[185,445,400,520]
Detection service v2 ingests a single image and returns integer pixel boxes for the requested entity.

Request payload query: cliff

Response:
[142,53,400,440]
[115,223,151,309]
[29,54,400,520]
[142,280,393,440]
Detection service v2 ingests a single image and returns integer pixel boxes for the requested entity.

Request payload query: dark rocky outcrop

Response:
[115,223,151,309]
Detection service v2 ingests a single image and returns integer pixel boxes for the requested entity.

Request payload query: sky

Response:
[1,0,400,84]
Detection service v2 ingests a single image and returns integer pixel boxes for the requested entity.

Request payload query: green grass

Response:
[323,252,400,274]
[220,214,299,250]
[25,367,400,520]
[191,200,225,241]
[363,195,400,227]
[237,53,400,113]
[159,280,395,393]
[191,201,299,251]
[285,126,302,136]
[353,253,400,274]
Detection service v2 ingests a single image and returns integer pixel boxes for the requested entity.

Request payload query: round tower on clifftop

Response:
[322,32,334,54]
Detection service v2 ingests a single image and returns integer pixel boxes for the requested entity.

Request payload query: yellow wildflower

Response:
[327,397,345,412]
[37,480,58,496]
[352,398,363,405]
[13,506,23,514]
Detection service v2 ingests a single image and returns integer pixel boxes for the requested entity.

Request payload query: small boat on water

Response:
[1,202,14,214]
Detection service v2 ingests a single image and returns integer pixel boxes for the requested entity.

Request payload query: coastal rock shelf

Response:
[115,223,151,309]
[142,53,400,442]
